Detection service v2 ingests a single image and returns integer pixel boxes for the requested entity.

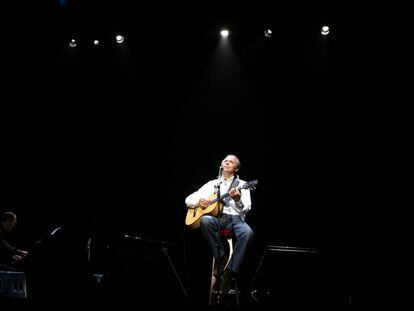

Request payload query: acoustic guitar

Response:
[185,180,258,229]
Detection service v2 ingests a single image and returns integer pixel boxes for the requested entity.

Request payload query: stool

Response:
[209,229,240,306]
[0,271,27,299]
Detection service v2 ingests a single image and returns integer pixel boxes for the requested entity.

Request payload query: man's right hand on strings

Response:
[199,198,210,209]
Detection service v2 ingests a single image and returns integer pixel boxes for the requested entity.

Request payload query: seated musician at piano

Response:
[0,211,28,271]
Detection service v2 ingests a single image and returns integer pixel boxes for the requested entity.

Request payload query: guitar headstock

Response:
[241,179,258,190]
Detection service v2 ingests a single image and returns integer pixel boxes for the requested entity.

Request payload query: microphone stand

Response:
[214,166,223,303]
[123,234,189,301]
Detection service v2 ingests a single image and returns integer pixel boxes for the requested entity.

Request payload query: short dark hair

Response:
[0,211,17,223]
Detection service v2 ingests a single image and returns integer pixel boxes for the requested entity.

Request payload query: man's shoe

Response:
[220,269,236,294]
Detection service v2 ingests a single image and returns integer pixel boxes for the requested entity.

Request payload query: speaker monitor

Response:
[248,245,331,308]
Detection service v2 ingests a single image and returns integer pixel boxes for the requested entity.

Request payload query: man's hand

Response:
[12,250,28,262]
[17,250,28,258]
[12,254,24,261]
[199,198,210,209]
[229,187,241,202]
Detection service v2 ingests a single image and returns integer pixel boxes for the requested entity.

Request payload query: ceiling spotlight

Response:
[264,29,272,38]
[321,25,330,36]
[93,40,100,46]
[115,35,124,44]
[220,29,229,38]
[69,39,77,48]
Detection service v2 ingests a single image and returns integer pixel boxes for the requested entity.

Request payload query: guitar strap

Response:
[221,177,240,205]
[217,177,240,219]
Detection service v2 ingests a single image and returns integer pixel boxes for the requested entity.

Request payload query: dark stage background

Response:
[1,1,377,308]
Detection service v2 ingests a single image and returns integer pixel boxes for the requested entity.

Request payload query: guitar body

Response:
[185,193,223,229]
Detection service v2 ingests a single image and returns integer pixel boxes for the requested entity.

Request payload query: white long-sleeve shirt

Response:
[185,176,252,221]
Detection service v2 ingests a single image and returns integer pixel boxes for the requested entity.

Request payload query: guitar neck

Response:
[211,192,230,204]
[211,184,244,204]
[208,180,257,205]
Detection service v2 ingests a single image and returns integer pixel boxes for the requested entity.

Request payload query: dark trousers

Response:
[200,214,253,273]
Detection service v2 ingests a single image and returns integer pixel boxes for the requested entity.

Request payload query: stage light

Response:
[220,29,229,38]
[264,29,272,38]
[93,40,99,46]
[115,35,124,44]
[321,25,330,36]
[69,39,77,47]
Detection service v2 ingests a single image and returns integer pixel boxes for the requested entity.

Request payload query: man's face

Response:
[221,155,239,174]
[2,217,17,232]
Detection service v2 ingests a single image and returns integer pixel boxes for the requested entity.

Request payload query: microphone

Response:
[215,166,223,192]
[218,166,223,178]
